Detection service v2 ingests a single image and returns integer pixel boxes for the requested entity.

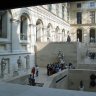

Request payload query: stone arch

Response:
[90,28,96,43]
[20,12,31,21]
[20,13,30,40]
[36,19,43,42]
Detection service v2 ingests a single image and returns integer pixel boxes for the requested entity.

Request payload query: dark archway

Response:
[77,29,82,42]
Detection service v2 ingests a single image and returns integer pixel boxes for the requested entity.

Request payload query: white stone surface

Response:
[0,82,96,96]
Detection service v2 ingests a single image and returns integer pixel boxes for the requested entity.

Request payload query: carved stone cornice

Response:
[10,18,20,23]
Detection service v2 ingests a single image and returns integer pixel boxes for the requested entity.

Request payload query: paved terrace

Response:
[0,67,96,96]
[0,82,96,96]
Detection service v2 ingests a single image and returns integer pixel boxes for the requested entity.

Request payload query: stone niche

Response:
[0,58,10,78]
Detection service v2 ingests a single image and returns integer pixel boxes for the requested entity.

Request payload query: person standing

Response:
[31,66,35,78]
[67,35,71,42]
[35,65,39,77]
[28,74,32,86]
[79,80,84,91]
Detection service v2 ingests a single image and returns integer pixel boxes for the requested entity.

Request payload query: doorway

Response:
[77,29,82,42]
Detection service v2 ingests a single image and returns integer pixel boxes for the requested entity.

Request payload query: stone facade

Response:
[0,3,70,79]
[69,1,96,42]
[0,1,96,80]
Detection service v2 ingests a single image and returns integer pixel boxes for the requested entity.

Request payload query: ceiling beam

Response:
[0,0,88,10]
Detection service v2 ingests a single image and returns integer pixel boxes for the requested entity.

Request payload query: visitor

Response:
[35,65,39,77]
[79,80,84,91]
[31,66,35,78]
[69,63,73,69]
[28,74,33,86]
[31,77,36,86]
[47,64,49,76]
[67,35,71,42]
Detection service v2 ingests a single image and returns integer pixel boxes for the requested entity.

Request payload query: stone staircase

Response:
[36,42,77,67]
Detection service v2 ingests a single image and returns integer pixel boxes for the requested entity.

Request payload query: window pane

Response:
[90,29,95,42]
[62,6,64,19]
[77,12,82,24]
[20,15,27,40]
[90,2,95,7]
[77,3,81,8]
[90,11,95,24]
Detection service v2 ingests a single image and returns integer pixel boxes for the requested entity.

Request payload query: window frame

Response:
[77,3,81,8]
[20,15,28,41]
[90,2,95,7]
[90,11,95,24]
[77,12,82,24]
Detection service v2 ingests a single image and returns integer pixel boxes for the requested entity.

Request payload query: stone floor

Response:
[35,67,50,84]
[0,82,96,96]
[0,67,96,96]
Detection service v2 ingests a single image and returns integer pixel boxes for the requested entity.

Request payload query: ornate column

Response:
[24,55,30,69]
[10,18,21,52]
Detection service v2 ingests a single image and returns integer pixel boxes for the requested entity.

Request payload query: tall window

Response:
[20,15,28,40]
[90,11,95,24]
[56,4,59,16]
[0,15,2,37]
[48,4,52,12]
[0,11,7,38]
[90,2,95,7]
[77,12,82,24]
[62,5,64,19]
[77,3,81,8]
[90,29,95,43]
[67,11,69,22]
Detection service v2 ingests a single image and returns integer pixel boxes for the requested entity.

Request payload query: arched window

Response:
[0,11,7,38]
[36,19,43,42]
[62,29,65,41]
[20,14,28,40]
[90,28,95,43]
[77,29,82,42]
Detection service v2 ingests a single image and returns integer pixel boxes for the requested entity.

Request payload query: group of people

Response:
[28,65,39,86]
[68,63,75,69]
[47,63,65,76]
[89,52,95,59]
[47,62,75,76]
